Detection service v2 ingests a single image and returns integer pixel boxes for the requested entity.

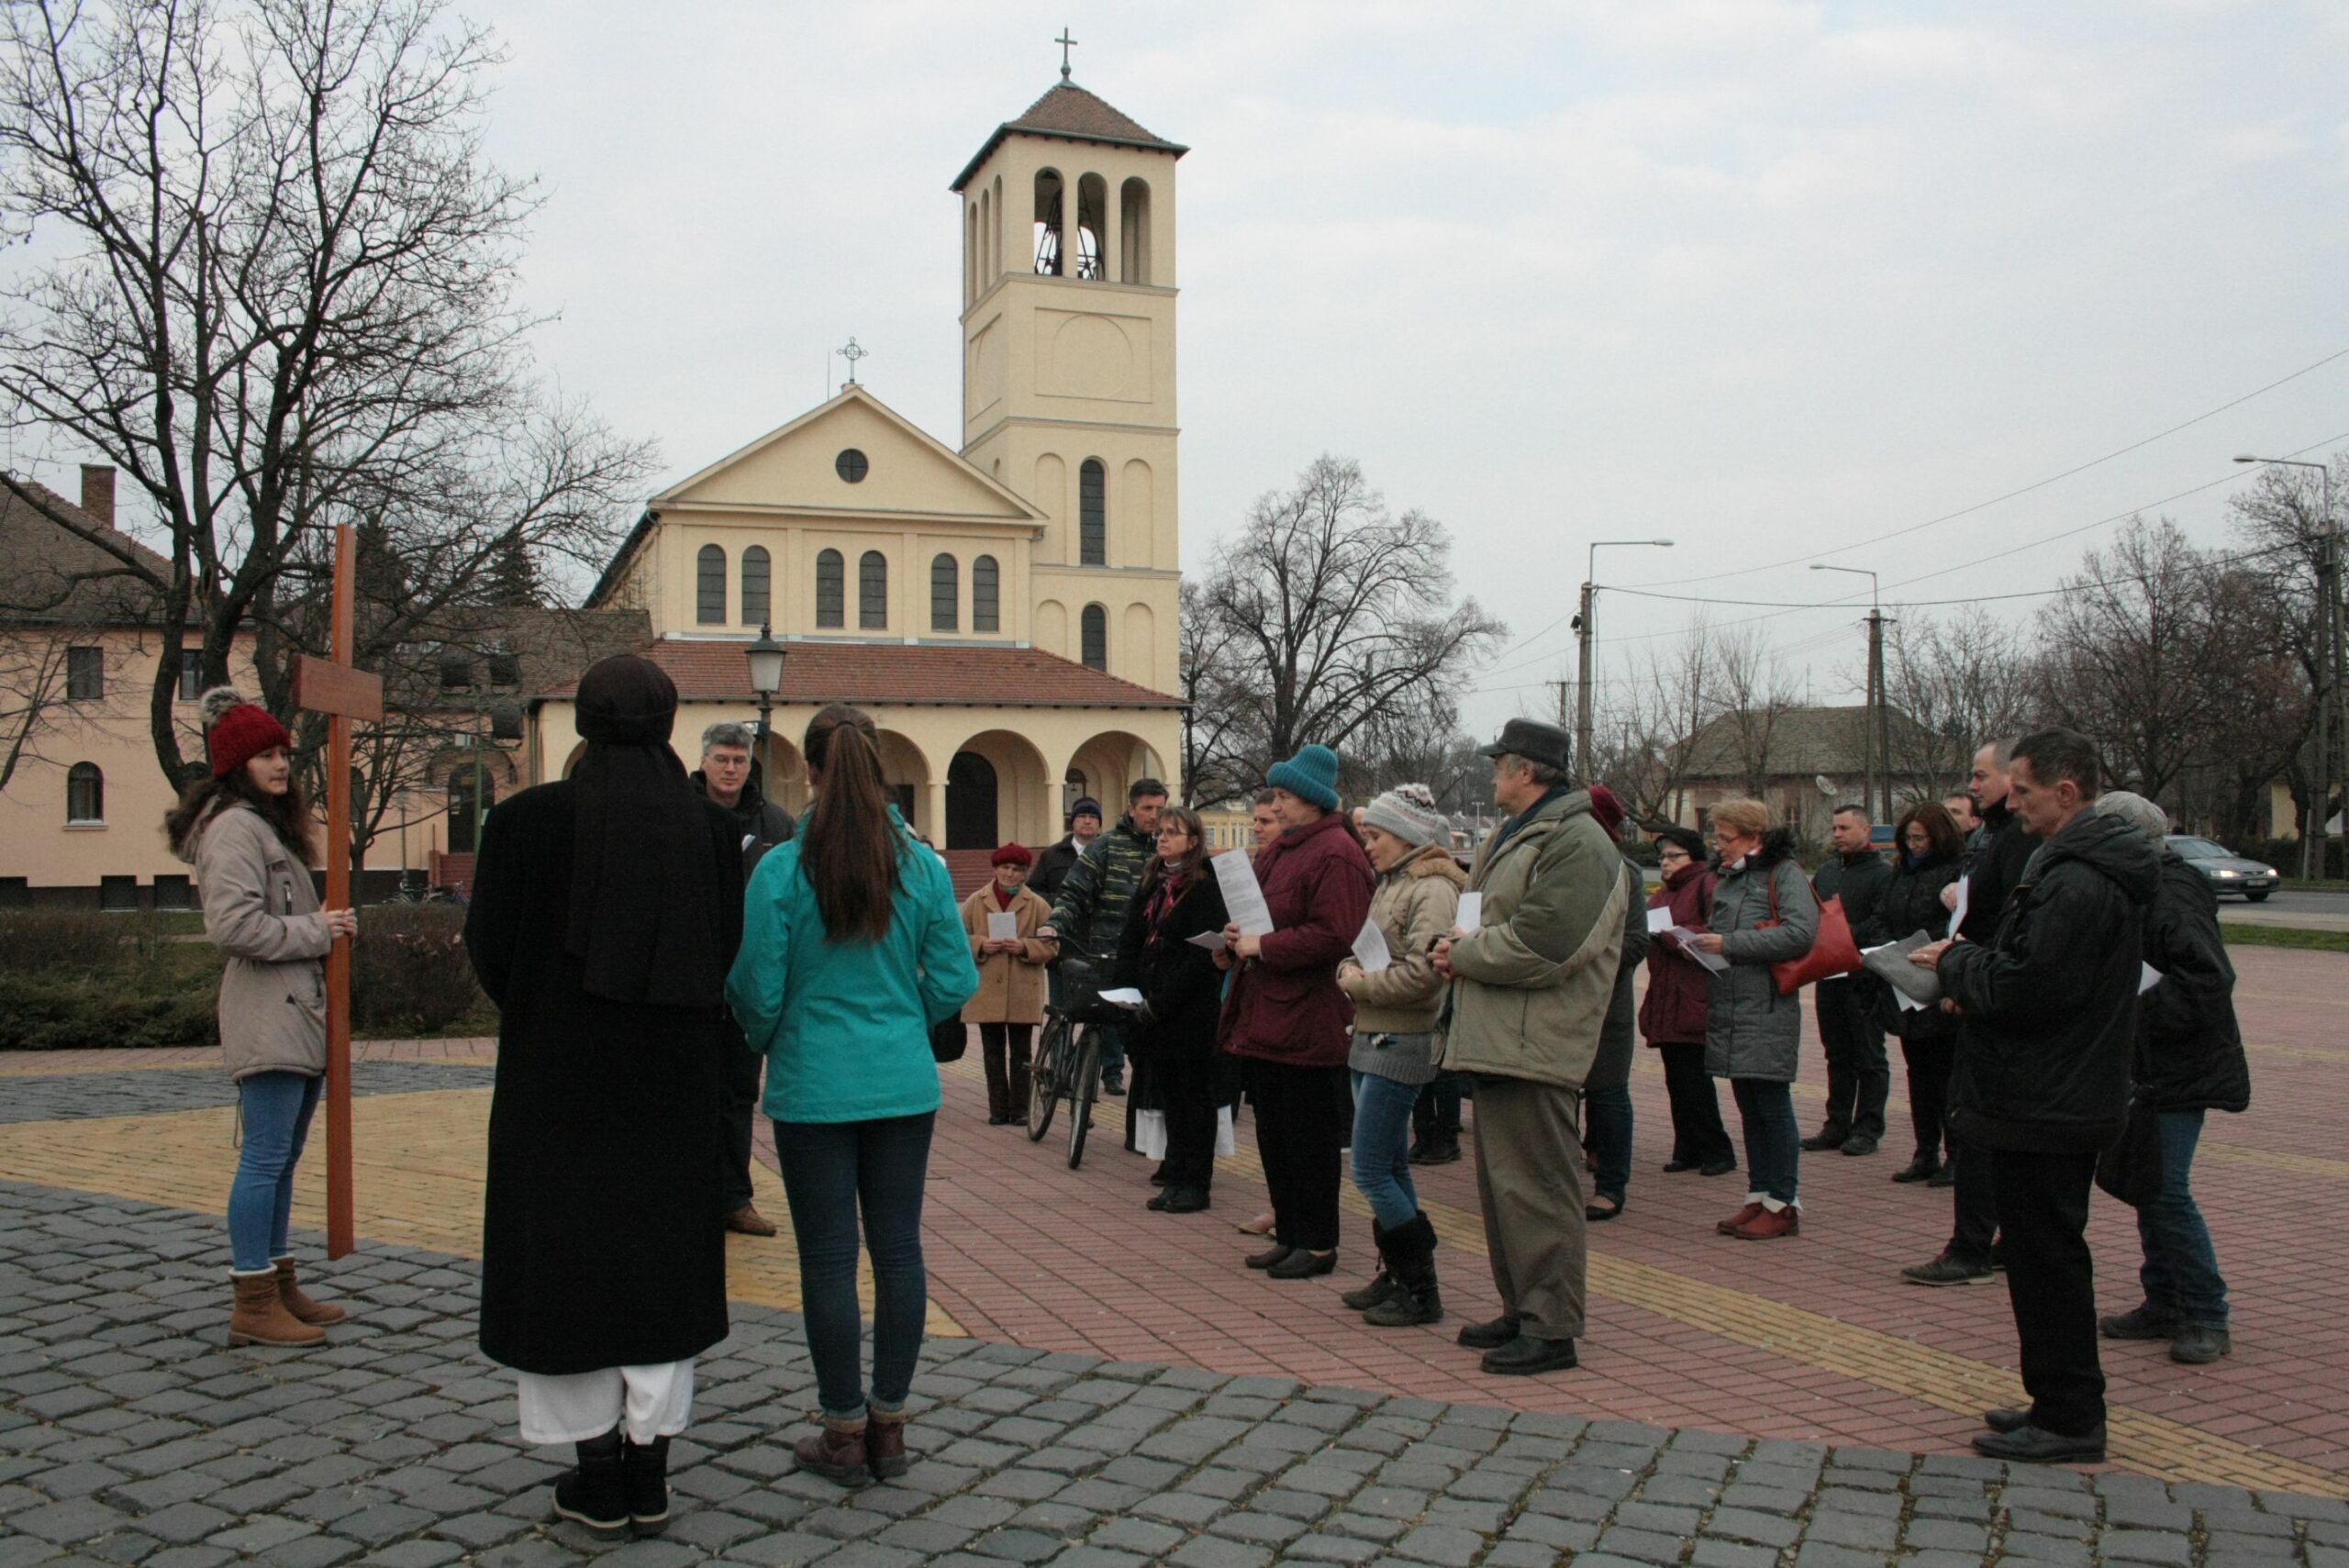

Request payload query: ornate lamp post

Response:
[745,622,786,795]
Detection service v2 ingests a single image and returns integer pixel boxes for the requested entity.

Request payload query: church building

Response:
[534,71,1190,853]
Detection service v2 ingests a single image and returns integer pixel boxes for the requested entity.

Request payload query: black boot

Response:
[1341,1220,1397,1311]
[619,1435,669,1536]
[1363,1214,1442,1327]
[551,1430,628,1537]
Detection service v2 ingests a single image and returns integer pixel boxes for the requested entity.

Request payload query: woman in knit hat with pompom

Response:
[164,688,360,1350]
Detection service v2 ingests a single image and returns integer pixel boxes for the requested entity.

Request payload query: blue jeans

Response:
[1583,1083,1634,1204]
[774,1112,935,1419]
[1730,1078,1799,1205]
[228,1072,322,1273]
[2137,1108,2228,1328]
[1349,1067,1421,1231]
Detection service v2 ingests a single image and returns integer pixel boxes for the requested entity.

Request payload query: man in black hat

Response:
[1432,718,1627,1376]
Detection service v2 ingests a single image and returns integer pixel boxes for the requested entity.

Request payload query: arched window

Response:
[815,550,844,628]
[859,550,888,629]
[1080,605,1108,671]
[1075,173,1108,280]
[696,544,726,625]
[1120,177,1152,284]
[740,545,771,626]
[973,555,1000,633]
[1033,168,1064,275]
[66,762,102,824]
[1079,459,1107,565]
[930,554,958,632]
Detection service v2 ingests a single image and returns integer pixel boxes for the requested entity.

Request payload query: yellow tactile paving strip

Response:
[0,1087,964,1340]
[1104,1096,2333,1494]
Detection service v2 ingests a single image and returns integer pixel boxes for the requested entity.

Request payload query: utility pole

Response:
[1812,563,1884,823]
[1573,582,1594,772]
[1546,678,1573,734]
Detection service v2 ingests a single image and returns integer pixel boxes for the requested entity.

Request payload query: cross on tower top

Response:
[836,337,868,386]
[1055,28,1077,82]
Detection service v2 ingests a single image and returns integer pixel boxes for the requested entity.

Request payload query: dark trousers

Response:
[1158,1050,1220,1190]
[978,1023,1033,1121]
[718,1032,763,1213]
[1898,1033,1955,1163]
[1248,1059,1347,1251]
[1813,981,1889,1141]
[773,1112,934,1420]
[1730,1077,1800,1204]
[1947,1133,1999,1266]
[1990,1147,2106,1437]
[1580,1084,1633,1204]
[1412,1072,1464,1150]
[1657,1042,1734,1167]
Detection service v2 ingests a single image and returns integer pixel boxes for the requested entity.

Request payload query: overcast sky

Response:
[28,1,2349,739]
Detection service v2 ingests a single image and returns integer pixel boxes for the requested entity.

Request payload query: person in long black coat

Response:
[1112,806,1230,1214]
[463,655,743,1538]
[1878,801,1966,1184]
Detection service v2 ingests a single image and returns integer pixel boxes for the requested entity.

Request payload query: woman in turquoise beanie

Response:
[1216,743,1375,1280]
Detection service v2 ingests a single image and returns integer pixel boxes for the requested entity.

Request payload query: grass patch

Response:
[2221,922,2349,953]
[2277,878,2349,894]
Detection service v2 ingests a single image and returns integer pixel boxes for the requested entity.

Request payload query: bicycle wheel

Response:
[1066,1026,1100,1169]
[1027,1016,1064,1141]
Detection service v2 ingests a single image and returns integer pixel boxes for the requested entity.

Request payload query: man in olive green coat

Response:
[1434,719,1628,1376]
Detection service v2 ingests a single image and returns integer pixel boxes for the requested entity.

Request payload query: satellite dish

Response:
[1815,774,1837,796]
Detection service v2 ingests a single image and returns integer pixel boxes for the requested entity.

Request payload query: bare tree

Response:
[0,0,648,806]
[2223,461,2341,841]
[1190,456,1505,791]
[1712,624,1798,799]
[1585,617,1716,827]
[1176,576,1252,806]
[1877,605,2038,804]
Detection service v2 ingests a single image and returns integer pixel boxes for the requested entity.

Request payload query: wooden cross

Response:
[290,523,384,1260]
[1055,28,1077,80]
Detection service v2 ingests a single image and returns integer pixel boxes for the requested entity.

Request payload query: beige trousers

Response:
[1470,1074,1589,1341]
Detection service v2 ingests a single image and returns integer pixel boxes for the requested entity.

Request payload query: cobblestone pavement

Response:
[0,1065,495,1125]
[3,1181,2346,1568]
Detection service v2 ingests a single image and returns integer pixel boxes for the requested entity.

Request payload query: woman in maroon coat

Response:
[1640,828,1736,1177]
[1218,744,1376,1280]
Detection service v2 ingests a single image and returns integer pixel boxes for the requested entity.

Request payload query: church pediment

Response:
[656,384,1040,526]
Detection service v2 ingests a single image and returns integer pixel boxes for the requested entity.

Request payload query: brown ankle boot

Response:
[272,1258,347,1327]
[865,1409,909,1480]
[228,1272,324,1347]
[793,1417,869,1485]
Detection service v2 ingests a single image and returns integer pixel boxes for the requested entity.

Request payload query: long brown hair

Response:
[1896,799,1965,864]
[799,704,901,944]
[1141,805,1209,895]
[164,762,317,865]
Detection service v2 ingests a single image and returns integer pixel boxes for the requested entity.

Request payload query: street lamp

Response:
[2236,454,2343,879]
[745,622,787,800]
[1576,539,1675,780]
[1810,563,1887,826]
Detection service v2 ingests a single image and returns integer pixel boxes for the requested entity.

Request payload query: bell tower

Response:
[952,65,1185,688]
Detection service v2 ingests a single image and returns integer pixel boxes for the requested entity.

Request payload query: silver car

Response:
[2165,835,2279,902]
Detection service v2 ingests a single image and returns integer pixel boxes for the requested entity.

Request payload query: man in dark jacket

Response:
[1904,737,2036,1284]
[1912,728,2160,1464]
[1045,780,1168,1094]
[1029,797,1103,907]
[2093,792,2249,1367]
[692,723,796,1238]
[1804,805,1893,1156]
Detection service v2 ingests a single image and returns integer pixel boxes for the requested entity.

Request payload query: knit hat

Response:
[1362,784,1446,849]
[1265,743,1341,812]
[1588,784,1627,836]
[2095,791,2167,841]
[200,687,292,780]
[990,842,1034,868]
[1069,796,1103,823]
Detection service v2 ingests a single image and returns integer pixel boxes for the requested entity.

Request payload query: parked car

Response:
[2165,835,2279,902]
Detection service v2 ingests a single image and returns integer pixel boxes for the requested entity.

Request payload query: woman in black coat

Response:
[1878,801,1965,1185]
[1113,806,1230,1214]
[463,656,744,1538]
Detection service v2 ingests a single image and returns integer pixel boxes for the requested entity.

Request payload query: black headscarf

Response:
[566,655,725,1008]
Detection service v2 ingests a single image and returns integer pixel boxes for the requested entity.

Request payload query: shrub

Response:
[351,904,487,1034]
[2247,836,2344,880]
[0,944,219,1051]
[0,909,126,974]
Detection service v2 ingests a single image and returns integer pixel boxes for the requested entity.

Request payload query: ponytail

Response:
[799,704,901,944]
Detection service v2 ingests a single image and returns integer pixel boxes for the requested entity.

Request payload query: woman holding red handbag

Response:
[1689,799,1818,1240]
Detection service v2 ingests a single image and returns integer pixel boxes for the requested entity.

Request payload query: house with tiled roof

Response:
[539,71,1190,851]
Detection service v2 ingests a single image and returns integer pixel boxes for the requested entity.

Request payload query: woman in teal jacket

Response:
[725,704,978,1487]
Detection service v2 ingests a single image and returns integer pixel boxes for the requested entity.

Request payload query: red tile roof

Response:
[952,83,1187,192]
[541,637,1184,710]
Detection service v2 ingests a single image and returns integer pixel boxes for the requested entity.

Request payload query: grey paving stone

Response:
[1165,1539,1273,1568]
[352,1544,463,1568]
[2098,1529,2193,1565]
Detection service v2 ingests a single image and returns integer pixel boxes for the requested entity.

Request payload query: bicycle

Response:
[1027,958,1117,1169]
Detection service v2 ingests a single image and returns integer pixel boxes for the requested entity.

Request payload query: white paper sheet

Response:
[985,912,1019,942]
[1895,990,1926,1011]
[1669,926,1730,973]
[1352,918,1392,973]
[1186,929,1229,951]
[1453,892,1484,935]
[2139,962,2163,995]
[1947,875,1970,940]
[1211,850,1275,936]
[1645,905,1675,935]
[1097,986,1148,1008]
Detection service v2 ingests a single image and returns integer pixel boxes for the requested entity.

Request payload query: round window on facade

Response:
[835,449,869,484]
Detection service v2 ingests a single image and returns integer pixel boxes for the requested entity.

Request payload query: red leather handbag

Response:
[1764,871,1863,996]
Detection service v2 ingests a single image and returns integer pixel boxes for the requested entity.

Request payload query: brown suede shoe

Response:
[272,1258,346,1327]
[794,1419,870,1485]
[866,1413,909,1480]
[725,1204,779,1238]
[228,1273,324,1347]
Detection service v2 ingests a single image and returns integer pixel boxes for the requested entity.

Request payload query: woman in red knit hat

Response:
[957,844,1057,1123]
[164,687,358,1349]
